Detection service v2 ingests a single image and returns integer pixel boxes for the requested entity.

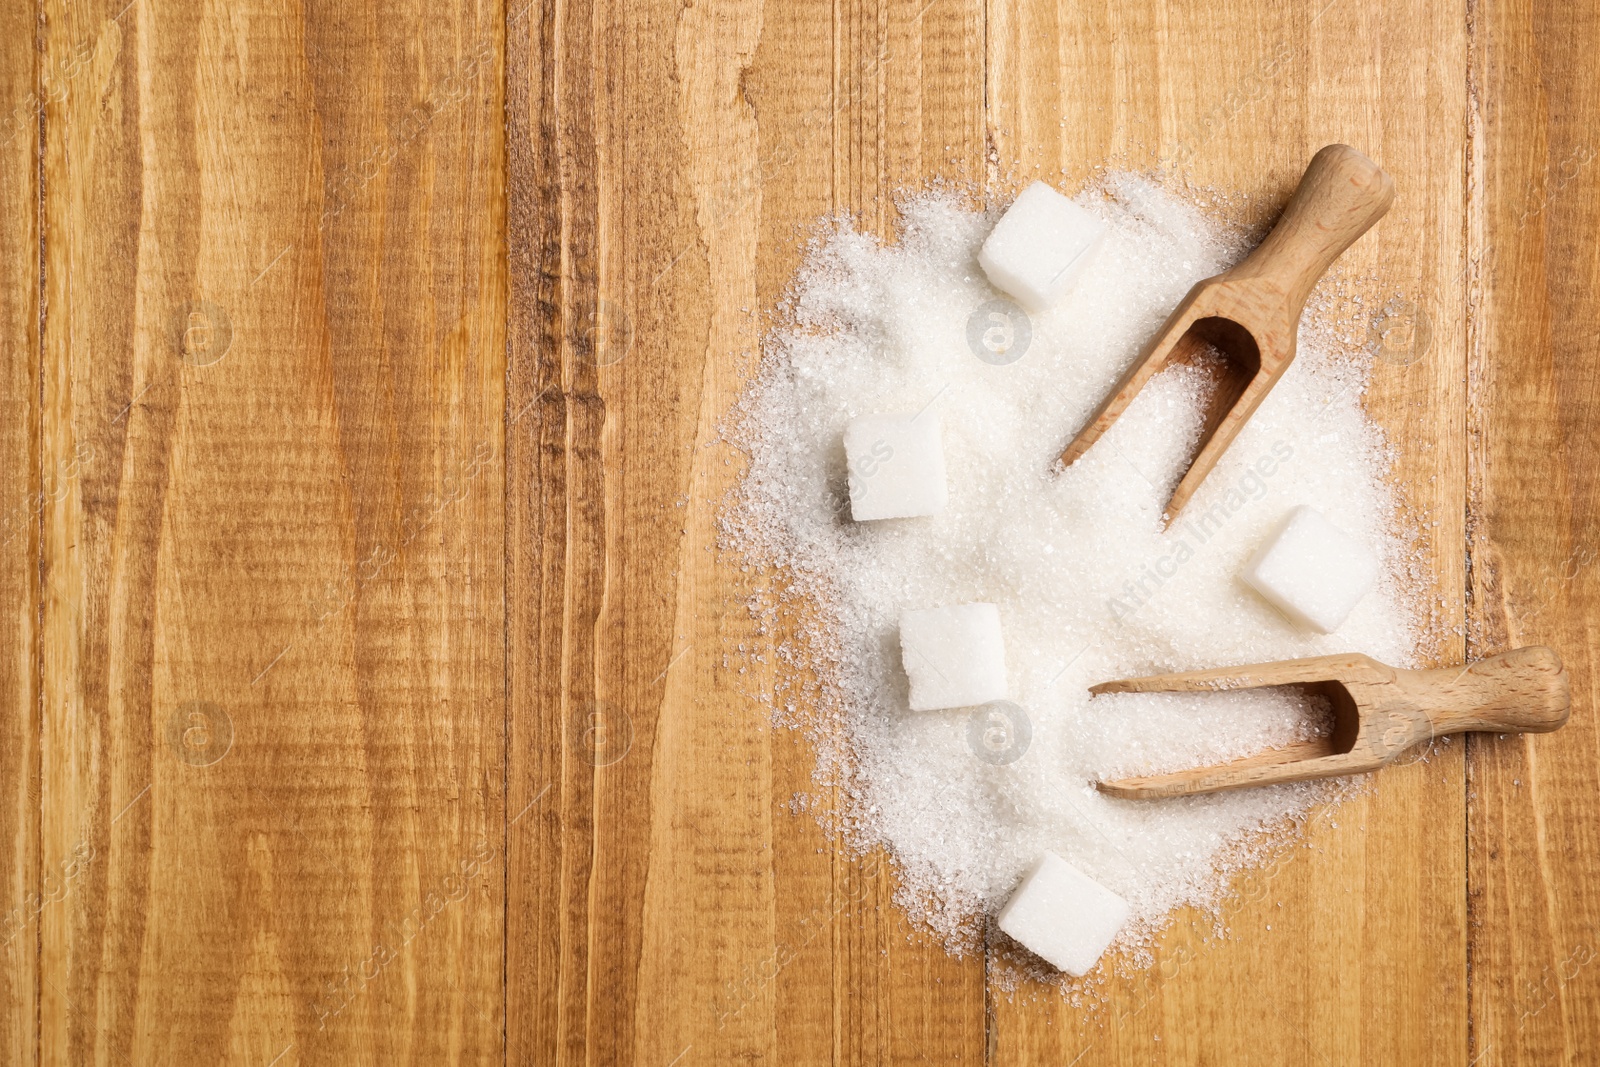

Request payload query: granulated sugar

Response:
[723,174,1424,985]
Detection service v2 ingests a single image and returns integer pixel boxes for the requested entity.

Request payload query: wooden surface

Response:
[0,1,40,1063]
[0,0,1594,1063]
[1468,1,1600,1062]
[34,0,505,1063]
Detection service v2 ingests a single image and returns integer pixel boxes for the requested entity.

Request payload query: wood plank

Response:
[505,0,987,1063]
[1467,2,1600,1064]
[38,1,505,1063]
[762,5,989,1064]
[985,1,1469,1063]
[0,1,40,1063]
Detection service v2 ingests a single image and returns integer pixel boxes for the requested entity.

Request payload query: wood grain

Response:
[0,1,39,1063]
[37,0,505,1063]
[3,0,1595,1062]
[1467,0,1600,1063]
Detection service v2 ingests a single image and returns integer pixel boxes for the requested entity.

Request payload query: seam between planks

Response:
[979,4,993,1062]
[31,0,44,1062]
[502,0,512,1060]
[1462,0,1485,1063]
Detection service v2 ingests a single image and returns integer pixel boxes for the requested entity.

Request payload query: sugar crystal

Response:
[724,175,1423,980]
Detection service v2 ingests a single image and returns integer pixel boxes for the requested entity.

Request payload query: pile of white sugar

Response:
[723,174,1426,984]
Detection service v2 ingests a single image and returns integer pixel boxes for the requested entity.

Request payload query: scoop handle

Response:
[1225,144,1395,311]
[1405,646,1571,737]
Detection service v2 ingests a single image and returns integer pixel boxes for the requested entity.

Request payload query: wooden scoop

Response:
[1094,646,1569,799]
[1060,144,1395,521]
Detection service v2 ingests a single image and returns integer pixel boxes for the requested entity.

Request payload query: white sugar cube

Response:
[978,181,1108,312]
[1242,505,1380,633]
[992,851,1132,979]
[998,851,1130,976]
[899,603,1007,711]
[843,412,948,521]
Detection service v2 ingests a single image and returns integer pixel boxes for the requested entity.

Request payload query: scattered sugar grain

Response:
[723,174,1424,984]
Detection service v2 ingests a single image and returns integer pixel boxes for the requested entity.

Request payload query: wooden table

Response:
[3,0,1595,1063]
